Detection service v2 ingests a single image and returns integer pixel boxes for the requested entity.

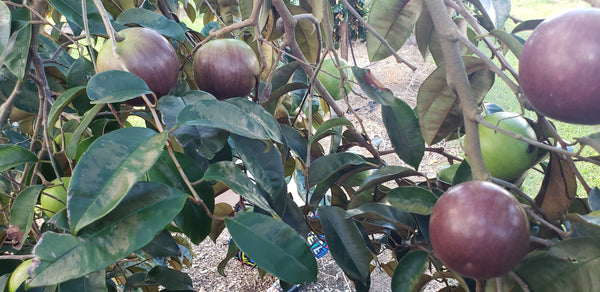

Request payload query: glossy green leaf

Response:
[308,117,353,145]
[226,98,283,143]
[87,70,152,104]
[416,56,494,145]
[176,99,281,142]
[391,250,429,292]
[382,98,425,169]
[357,166,419,194]
[289,6,320,63]
[68,127,167,234]
[318,206,372,282]
[281,125,308,162]
[157,92,217,130]
[66,103,104,160]
[9,185,44,245]
[487,29,523,58]
[272,61,302,91]
[387,186,437,215]
[514,237,600,292]
[308,152,369,185]
[225,211,318,284]
[58,269,107,292]
[351,67,397,106]
[142,229,180,258]
[4,14,30,79]
[204,161,276,215]
[30,182,187,286]
[49,0,107,35]
[0,144,38,171]
[366,0,423,62]
[47,86,87,130]
[67,58,95,88]
[0,2,10,56]
[230,134,286,199]
[126,266,193,290]
[116,8,185,42]
[0,67,39,114]
[345,202,417,229]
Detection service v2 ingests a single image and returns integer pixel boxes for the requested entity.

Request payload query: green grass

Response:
[483,0,600,196]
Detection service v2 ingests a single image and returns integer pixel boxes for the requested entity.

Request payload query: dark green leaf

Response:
[0,2,9,55]
[176,99,281,142]
[0,144,38,171]
[308,117,353,145]
[129,266,193,290]
[66,103,104,160]
[225,212,318,284]
[346,203,417,229]
[414,5,432,60]
[0,67,39,114]
[68,127,167,234]
[157,92,217,130]
[416,56,494,145]
[357,166,419,194]
[514,237,600,292]
[589,188,600,212]
[351,67,397,106]
[512,19,544,34]
[142,229,180,257]
[4,9,30,79]
[391,250,428,292]
[48,0,107,35]
[318,206,372,282]
[565,212,600,238]
[281,125,308,162]
[204,161,275,215]
[308,152,369,185]
[382,98,425,169]
[67,58,95,88]
[58,269,107,292]
[487,29,523,58]
[47,86,87,131]
[230,134,286,199]
[366,0,423,61]
[226,98,283,143]
[264,82,308,114]
[387,186,437,215]
[116,8,186,42]
[272,61,302,91]
[30,182,187,286]
[9,185,44,245]
[87,70,152,104]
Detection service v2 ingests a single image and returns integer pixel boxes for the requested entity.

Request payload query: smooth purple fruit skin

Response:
[97,27,179,105]
[193,39,259,100]
[429,181,530,279]
[519,8,600,124]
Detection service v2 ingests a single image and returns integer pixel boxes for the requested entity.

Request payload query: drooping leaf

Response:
[0,144,38,171]
[209,203,235,242]
[308,152,370,185]
[281,125,308,163]
[534,152,577,222]
[68,127,167,234]
[366,0,423,62]
[9,185,44,246]
[116,8,186,42]
[416,56,494,145]
[225,212,318,284]
[47,86,87,130]
[318,206,372,282]
[176,99,282,143]
[203,161,275,215]
[289,6,320,63]
[382,98,425,169]
[66,103,104,160]
[391,250,429,292]
[308,117,354,145]
[487,29,524,58]
[356,166,419,194]
[387,186,438,215]
[58,269,107,292]
[514,237,600,292]
[414,4,433,60]
[30,182,187,286]
[87,70,152,104]
[4,8,30,79]
[142,229,180,258]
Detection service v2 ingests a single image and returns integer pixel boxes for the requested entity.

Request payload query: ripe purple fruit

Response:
[519,8,600,124]
[193,39,259,100]
[429,181,530,279]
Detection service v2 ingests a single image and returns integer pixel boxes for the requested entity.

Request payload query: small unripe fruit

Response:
[40,177,70,217]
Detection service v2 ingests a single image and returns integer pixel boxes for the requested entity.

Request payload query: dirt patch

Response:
[186,40,459,291]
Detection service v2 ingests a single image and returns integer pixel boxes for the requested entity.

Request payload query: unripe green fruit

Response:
[7,259,32,292]
[478,112,538,181]
[40,177,70,217]
[317,58,354,101]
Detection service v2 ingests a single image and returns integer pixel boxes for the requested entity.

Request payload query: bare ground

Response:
[185,39,460,292]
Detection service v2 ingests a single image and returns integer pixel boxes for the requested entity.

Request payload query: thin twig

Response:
[524,206,570,239]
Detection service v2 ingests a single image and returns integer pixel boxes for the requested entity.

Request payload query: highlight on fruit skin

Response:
[519,8,600,125]
[192,38,260,100]
[429,180,530,280]
[96,27,180,105]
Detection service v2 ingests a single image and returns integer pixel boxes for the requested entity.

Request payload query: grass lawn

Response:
[483,0,600,196]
